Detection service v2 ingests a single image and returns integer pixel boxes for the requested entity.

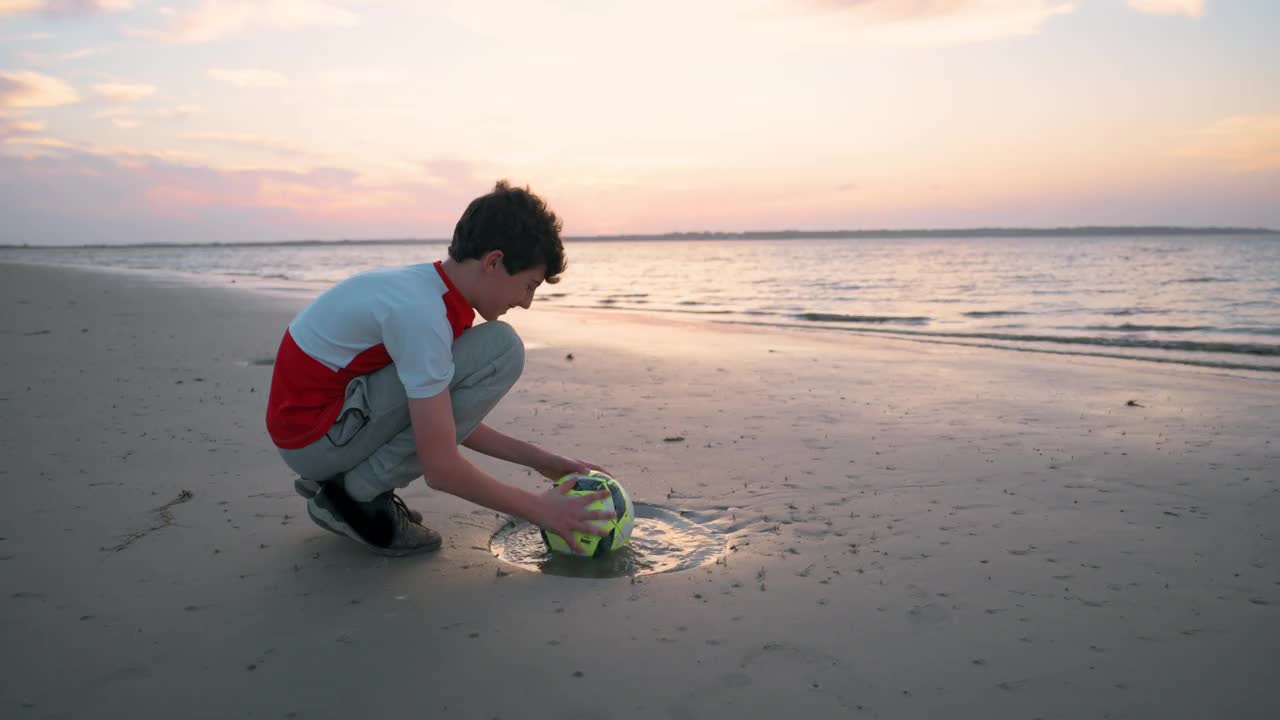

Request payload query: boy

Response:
[265,180,614,556]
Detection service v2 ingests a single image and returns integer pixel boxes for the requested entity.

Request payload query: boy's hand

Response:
[535,482,615,554]
[537,454,612,481]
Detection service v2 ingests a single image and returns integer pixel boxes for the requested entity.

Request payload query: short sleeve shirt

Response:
[265,261,475,449]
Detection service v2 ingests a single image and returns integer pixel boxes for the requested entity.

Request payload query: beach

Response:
[2,261,1278,719]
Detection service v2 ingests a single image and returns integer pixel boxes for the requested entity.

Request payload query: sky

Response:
[1,0,1277,245]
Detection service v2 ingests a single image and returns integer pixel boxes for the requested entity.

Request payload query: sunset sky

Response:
[1,0,1277,244]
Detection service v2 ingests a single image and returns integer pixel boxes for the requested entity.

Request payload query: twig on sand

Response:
[100,489,194,553]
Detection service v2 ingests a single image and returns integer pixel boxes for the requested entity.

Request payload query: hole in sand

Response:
[491,503,724,578]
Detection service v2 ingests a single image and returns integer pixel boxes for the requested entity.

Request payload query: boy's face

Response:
[477,251,545,322]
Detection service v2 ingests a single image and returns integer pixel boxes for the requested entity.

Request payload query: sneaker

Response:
[295,476,422,523]
[307,481,441,556]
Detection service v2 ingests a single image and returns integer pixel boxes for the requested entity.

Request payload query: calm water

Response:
[4,234,1279,373]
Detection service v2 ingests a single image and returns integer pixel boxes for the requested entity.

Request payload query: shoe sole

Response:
[306,496,441,557]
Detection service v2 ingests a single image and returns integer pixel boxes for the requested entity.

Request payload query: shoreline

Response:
[6,255,1279,379]
[3,261,1278,718]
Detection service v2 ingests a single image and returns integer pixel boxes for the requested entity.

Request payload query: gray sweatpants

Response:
[277,321,524,502]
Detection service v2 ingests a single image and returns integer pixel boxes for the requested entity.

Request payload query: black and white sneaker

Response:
[306,481,441,556]
[295,476,422,523]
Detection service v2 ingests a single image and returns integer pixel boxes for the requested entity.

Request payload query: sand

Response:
[2,261,1278,719]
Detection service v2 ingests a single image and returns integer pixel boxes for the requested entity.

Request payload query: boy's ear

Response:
[481,250,504,273]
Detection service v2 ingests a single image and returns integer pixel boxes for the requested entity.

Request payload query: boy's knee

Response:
[480,320,524,377]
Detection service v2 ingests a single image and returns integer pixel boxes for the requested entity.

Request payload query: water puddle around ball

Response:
[490,503,724,578]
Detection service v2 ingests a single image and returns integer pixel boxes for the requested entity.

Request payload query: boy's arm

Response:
[461,422,609,480]
[409,393,611,553]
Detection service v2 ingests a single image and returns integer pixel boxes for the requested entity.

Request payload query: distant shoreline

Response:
[2,225,1276,249]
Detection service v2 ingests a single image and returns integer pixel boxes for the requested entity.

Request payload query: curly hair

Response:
[449,180,567,284]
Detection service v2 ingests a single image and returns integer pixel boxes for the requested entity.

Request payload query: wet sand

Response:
[2,261,1278,719]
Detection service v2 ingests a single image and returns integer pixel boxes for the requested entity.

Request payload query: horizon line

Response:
[2,225,1277,249]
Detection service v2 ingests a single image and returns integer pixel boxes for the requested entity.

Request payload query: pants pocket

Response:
[326,376,370,447]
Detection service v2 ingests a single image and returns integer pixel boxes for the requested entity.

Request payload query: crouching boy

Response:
[265,181,613,556]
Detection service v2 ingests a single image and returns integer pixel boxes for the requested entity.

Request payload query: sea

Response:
[4,233,1279,374]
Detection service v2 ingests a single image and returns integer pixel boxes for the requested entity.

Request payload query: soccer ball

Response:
[541,471,635,558]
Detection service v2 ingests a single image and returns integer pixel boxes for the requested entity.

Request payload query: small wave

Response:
[1221,326,1280,337]
[978,331,1278,356]
[561,303,733,316]
[1102,307,1165,316]
[795,312,931,326]
[762,321,1280,357]
[718,319,1280,371]
[1165,277,1235,284]
[963,310,1030,318]
[1070,323,1213,333]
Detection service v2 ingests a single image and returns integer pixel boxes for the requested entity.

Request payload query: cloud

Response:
[92,82,156,102]
[139,0,359,44]
[1125,0,1203,17]
[0,0,132,16]
[0,70,80,108]
[90,103,203,128]
[2,135,78,149]
[0,115,46,142]
[796,0,1076,45]
[207,68,288,88]
[1178,114,1280,172]
[183,131,319,158]
[0,144,476,245]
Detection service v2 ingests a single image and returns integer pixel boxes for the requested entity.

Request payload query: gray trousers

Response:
[277,321,524,502]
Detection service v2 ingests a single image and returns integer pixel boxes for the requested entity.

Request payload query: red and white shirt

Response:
[265,261,475,449]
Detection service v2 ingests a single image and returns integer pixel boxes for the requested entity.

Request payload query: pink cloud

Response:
[0,70,80,109]
[0,145,484,245]
[92,82,156,103]
[0,0,133,17]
